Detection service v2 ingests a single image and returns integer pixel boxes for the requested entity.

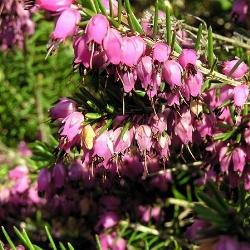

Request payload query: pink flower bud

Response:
[36,0,74,12]
[137,56,153,89]
[52,163,66,189]
[222,59,248,80]
[152,42,171,63]
[52,8,80,41]
[233,83,249,107]
[232,147,246,173]
[178,49,197,68]
[73,35,91,67]
[86,14,109,45]
[184,70,203,97]
[162,60,183,88]
[49,98,76,120]
[37,168,51,193]
[103,28,123,65]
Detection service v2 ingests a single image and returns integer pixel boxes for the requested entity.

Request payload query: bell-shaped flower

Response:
[175,109,193,144]
[137,56,153,89]
[52,8,80,41]
[163,60,183,88]
[184,70,203,97]
[37,168,51,193]
[49,98,76,120]
[101,0,119,17]
[52,163,66,189]
[231,0,249,23]
[113,127,133,154]
[219,146,232,173]
[232,147,246,173]
[135,125,152,151]
[178,49,197,68]
[152,42,170,63]
[121,71,136,93]
[103,28,123,65]
[222,59,248,80]
[86,14,109,45]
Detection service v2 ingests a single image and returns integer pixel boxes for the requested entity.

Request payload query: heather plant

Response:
[0,0,250,249]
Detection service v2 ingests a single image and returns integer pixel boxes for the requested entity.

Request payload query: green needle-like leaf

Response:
[118,0,122,25]
[0,242,5,250]
[13,227,27,246]
[208,26,214,68]
[109,0,113,18]
[124,0,144,34]
[45,226,57,250]
[165,6,172,44]
[67,243,75,250]
[171,32,176,52]
[89,0,97,13]
[195,23,203,51]
[22,229,35,250]
[59,242,67,250]
[95,235,102,250]
[153,0,159,38]
[1,226,16,250]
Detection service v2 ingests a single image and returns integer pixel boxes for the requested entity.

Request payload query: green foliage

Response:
[0,13,78,147]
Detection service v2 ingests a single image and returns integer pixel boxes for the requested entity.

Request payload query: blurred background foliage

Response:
[0,13,79,148]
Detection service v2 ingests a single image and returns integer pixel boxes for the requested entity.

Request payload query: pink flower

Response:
[60,112,84,142]
[86,14,109,45]
[52,8,80,41]
[175,109,193,144]
[137,56,153,89]
[9,165,28,180]
[68,159,85,181]
[49,98,76,120]
[95,212,119,231]
[184,70,203,97]
[36,0,74,12]
[222,59,248,80]
[233,83,249,107]
[219,146,232,173]
[52,163,66,189]
[121,71,136,93]
[99,233,126,250]
[112,127,132,154]
[232,147,246,173]
[103,28,123,65]
[37,168,51,193]
[178,49,197,68]
[135,125,152,151]
[162,60,183,88]
[232,0,249,23]
[121,36,144,66]
[152,42,170,63]
[73,35,91,67]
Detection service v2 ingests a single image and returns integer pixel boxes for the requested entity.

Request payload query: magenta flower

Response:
[162,60,183,88]
[219,146,232,173]
[232,147,246,173]
[95,211,119,231]
[185,219,208,240]
[121,71,136,93]
[222,59,248,80]
[9,165,28,180]
[68,159,85,181]
[233,83,249,107]
[178,49,197,68]
[86,14,109,45]
[137,56,153,89]
[231,0,249,23]
[52,163,66,189]
[152,42,171,63]
[195,114,214,138]
[175,109,193,144]
[73,35,91,67]
[121,36,144,66]
[99,233,126,250]
[37,168,51,193]
[135,125,152,151]
[112,127,132,154]
[60,112,84,142]
[137,205,161,223]
[103,28,123,65]
[52,8,80,41]
[49,98,76,120]
[184,70,203,97]
[36,0,74,12]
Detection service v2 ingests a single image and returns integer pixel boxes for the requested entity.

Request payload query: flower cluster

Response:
[0,0,34,51]
[46,9,250,190]
[231,0,249,24]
